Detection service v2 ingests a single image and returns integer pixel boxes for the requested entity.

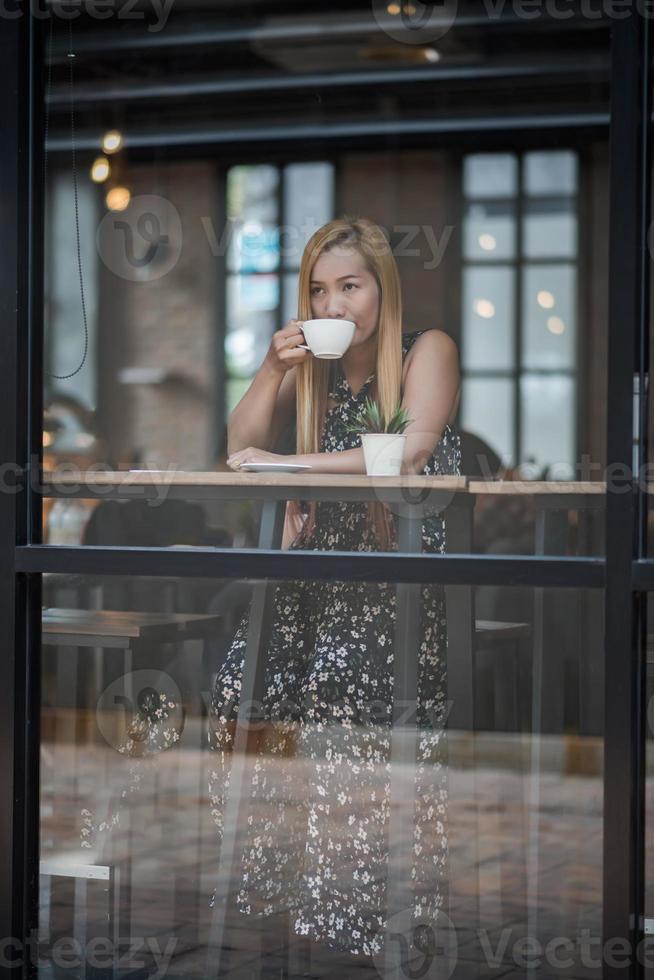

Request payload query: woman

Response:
[207,215,461,960]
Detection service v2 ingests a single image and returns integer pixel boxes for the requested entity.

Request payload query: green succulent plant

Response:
[342,395,413,435]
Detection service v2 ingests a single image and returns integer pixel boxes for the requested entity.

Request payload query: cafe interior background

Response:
[25,0,653,977]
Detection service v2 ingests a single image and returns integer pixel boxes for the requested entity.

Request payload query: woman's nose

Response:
[324,300,346,318]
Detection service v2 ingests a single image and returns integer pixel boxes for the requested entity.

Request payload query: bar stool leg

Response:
[383,507,422,980]
[204,499,286,979]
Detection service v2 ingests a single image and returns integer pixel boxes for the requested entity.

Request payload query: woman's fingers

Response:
[280,318,304,337]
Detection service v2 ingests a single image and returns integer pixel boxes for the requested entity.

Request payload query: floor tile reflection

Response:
[39,728,606,980]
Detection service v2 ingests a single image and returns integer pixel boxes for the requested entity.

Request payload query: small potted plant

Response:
[343,396,413,476]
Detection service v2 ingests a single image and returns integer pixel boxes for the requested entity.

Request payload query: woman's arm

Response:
[227,360,297,456]
[226,444,367,473]
[291,446,367,473]
[400,329,460,475]
[227,320,309,455]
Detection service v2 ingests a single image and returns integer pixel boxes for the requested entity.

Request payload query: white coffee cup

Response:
[297,318,356,359]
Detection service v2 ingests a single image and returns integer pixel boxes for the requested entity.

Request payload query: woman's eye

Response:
[344,282,356,291]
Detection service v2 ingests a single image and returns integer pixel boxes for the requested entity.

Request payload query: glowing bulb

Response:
[537,290,555,309]
[478,233,497,251]
[102,129,123,154]
[547,316,565,335]
[424,47,440,62]
[106,186,131,211]
[473,298,495,319]
[387,2,401,12]
[91,156,110,182]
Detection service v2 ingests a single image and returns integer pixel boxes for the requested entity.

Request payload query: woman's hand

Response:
[226,447,298,470]
[263,319,310,376]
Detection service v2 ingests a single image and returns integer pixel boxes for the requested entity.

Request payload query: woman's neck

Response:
[340,332,378,383]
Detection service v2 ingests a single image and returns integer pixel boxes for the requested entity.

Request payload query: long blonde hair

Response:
[288,215,404,550]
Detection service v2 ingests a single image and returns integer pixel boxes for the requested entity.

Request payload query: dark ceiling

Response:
[43,0,611,158]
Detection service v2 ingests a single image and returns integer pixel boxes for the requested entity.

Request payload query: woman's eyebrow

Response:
[310,274,362,284]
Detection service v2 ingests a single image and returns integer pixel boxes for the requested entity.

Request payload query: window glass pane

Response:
[522,198,577,259]
[283,163,334,268]
[225,275,278,403]
[282,272,299,324]
[522,264,576,370]
[40,573,605,978]
[227,223,280,275]
[225,316,275,380]
[520,374,576,476]
[227,165,279,222]
[227,166,280,273]
[39,6,606,563]
[524,150,578,196]
[462,267,515,371]
[461,377,514,466]
[227,274,279,318]
[463,153,518,199]
[463,201,516,261]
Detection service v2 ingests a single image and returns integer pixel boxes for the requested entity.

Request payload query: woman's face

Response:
[308,246,380,347]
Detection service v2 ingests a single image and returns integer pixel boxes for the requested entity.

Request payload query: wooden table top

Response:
[41,470,608,495]
[468,480,606,495]
[42,608,222,640]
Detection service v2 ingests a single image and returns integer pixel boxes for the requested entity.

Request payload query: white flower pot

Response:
[360,433,407,476]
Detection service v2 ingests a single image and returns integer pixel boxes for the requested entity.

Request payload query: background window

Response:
[460,150,578,476]
[224,162,334,418]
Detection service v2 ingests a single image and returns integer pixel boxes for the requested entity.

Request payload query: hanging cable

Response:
[44,14,89,380]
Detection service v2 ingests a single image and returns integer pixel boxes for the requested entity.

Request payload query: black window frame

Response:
[0,12,650,980]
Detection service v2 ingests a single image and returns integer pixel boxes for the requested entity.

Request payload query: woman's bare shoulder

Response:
[403,329,458,374]
[413,328,457,352]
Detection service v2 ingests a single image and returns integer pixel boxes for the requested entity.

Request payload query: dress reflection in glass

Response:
[207,329,461,957]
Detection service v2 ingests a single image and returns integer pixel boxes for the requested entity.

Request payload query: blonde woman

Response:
[208,216,461,961]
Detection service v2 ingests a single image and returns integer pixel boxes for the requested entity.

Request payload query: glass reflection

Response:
[39,575,604,979]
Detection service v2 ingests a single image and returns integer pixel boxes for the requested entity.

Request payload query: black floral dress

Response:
[207,329,461,958]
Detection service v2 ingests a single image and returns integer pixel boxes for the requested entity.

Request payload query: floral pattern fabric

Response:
[207,329,462,957]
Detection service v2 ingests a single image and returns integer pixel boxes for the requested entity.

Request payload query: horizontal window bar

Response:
[15,545,605,588]
[44,113,610,154]
[46,59,609,108]
[45,12,605,61]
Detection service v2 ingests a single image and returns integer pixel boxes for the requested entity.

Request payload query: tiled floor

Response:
[38,725,610,980]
